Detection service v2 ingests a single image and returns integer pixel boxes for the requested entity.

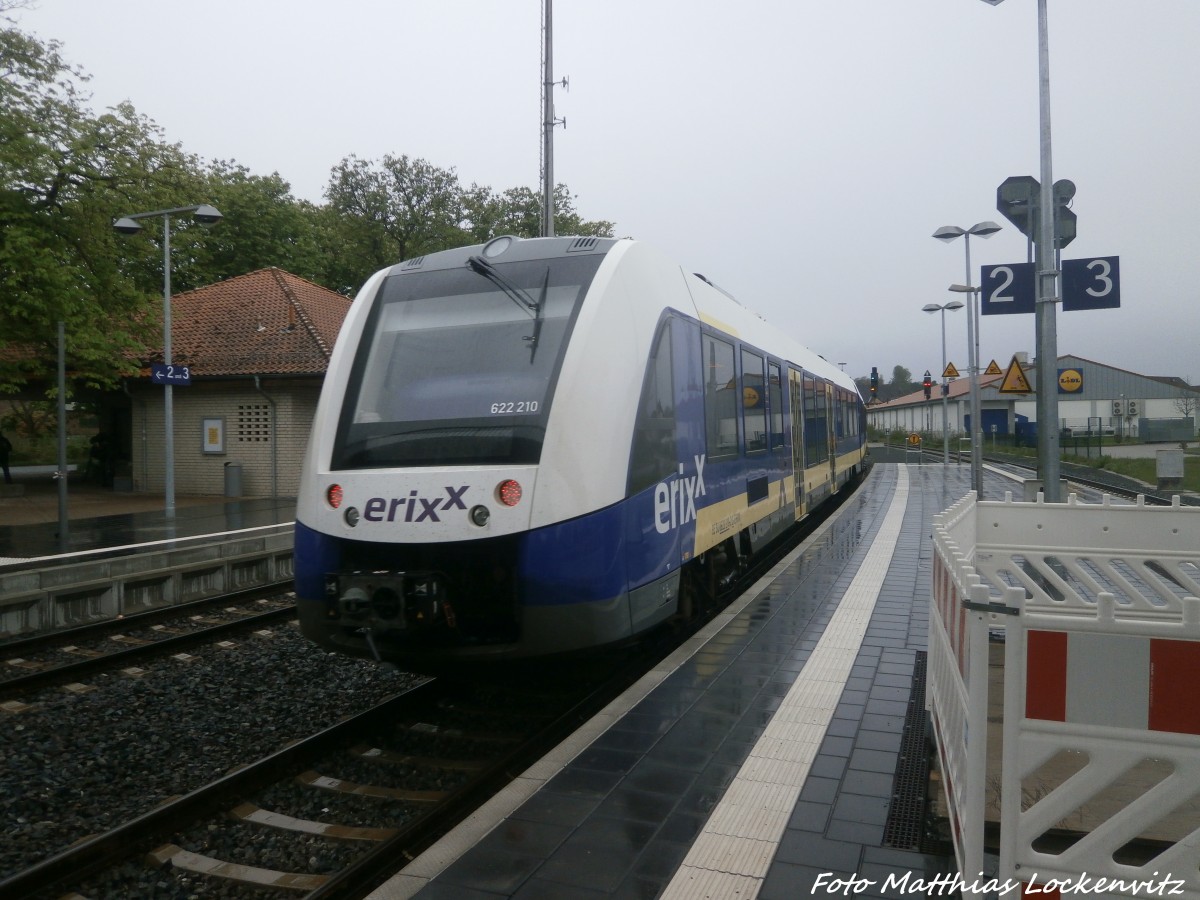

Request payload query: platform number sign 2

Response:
[981,262,1035,315]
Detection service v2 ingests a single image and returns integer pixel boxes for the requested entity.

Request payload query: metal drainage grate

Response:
[882,650,930,851]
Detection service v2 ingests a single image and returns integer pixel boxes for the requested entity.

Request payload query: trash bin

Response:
[224,461,242,498]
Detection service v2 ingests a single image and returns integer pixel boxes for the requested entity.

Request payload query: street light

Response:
[974,0,1062,501]
[934,221,1001,498]
[113,204,223,518]
[922,300,964,465]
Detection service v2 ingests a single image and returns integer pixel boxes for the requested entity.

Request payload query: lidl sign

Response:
[1057,368,1084,394]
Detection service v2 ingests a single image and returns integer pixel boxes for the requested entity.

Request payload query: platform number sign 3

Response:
[1062,256,1120,311]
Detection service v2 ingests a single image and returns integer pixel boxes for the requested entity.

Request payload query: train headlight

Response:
[469,505,491,527]
[326,484,343,509]
[497,479,522,507]
[344,506,360,527]
[482,235,513,258]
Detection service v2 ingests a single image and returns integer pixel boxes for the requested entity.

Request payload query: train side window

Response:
[703,334,738,460]
[628,320,677,495]
[804,374,828,465]
[768,362,784,450]
[742,348,767,453]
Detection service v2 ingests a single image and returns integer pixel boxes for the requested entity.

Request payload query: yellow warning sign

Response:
[908,432,921,446]
[985,359,1003,376]
[942,362,960,379]
[998,355,1033,394]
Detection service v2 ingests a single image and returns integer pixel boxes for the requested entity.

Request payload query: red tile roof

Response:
[160,268,352,376]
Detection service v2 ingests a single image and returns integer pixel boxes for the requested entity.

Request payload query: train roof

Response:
[378,235,859,397]
[679,264,856,394]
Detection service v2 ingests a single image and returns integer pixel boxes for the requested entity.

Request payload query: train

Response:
[294,235,866,673]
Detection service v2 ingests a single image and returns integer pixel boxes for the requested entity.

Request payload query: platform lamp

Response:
[922,300,964,466]
[113,205,223,519]
[934,221,1001,498]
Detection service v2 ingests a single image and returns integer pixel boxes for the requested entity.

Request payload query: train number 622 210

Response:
[489,400,540,415]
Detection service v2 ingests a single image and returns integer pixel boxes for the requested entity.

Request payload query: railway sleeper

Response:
[353,742,484,772]
[230,802,398,841]
[297,769,447,802]
[148,842,329,892]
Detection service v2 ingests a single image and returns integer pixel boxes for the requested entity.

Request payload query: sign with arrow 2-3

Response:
[150,363,192,386]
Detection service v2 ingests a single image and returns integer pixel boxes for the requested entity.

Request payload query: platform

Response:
[0,468,294,565]
[370,461,1011,900]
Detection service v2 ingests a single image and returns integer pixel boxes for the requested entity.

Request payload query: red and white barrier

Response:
[931,491,1200,898]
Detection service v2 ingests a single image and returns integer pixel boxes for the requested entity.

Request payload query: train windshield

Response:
[332,254,603,468]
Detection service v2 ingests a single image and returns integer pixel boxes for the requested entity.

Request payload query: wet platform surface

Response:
[0,469,294,564]
[371,461,1014,900]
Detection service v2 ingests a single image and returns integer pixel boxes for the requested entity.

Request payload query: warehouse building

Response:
[866,354,1199,444]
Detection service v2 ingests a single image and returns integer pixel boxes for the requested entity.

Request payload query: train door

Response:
[789,367,805,517]
[826,382,838,488]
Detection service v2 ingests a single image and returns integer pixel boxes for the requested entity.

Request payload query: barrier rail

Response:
[931,491,1200,897]
[0,525,294,637]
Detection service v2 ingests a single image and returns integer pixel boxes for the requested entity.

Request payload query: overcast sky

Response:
[15,0,1200,384]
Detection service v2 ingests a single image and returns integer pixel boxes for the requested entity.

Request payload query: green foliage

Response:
[0,23,615,405]
[0,28,186,390]
[323,157,615,294]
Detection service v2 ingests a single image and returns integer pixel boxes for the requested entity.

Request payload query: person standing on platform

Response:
[0,430,12,484]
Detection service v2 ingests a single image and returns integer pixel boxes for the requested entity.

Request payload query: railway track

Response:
[1,656,645,898]
[1,588,297,697]
[0,475,873,898]
[896,443,1198,506]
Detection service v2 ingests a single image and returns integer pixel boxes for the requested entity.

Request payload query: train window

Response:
[742,349,767,453]
[768,362,784,450]
[332,254,602,468]
[804,374,828,465]
[703,334,738,460]
[628,321,677,495]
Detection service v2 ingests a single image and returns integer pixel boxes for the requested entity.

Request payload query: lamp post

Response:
[113,205,222,518]
[923,300,964,465]
[934,221,1001,498]
[975,0,1061,500]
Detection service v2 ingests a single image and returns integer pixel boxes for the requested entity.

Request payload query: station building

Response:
[113,268,351,498]
[866,354,1199,444]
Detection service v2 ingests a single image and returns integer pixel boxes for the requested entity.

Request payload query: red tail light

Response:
[326,484,343,509]
[497,479,522,507]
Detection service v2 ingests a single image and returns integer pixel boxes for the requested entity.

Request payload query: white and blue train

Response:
[295,236,866,673]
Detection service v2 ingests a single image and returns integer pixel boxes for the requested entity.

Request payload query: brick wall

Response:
[128,379,323,497]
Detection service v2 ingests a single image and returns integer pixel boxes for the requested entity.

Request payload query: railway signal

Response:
[923,371,933,400]
[996,175,1076,249]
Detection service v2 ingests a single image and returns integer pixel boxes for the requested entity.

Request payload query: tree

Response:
[192,161,325,286]
[1174,379,1199,445]
[323,153,465,271]
[0,25,206,393]
[890,365,913,392]
[1,21,619,409]
[462,183,614,243]
[322,156,615,295]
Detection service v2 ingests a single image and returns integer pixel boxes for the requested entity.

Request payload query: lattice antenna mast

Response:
[540,0,567,237]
